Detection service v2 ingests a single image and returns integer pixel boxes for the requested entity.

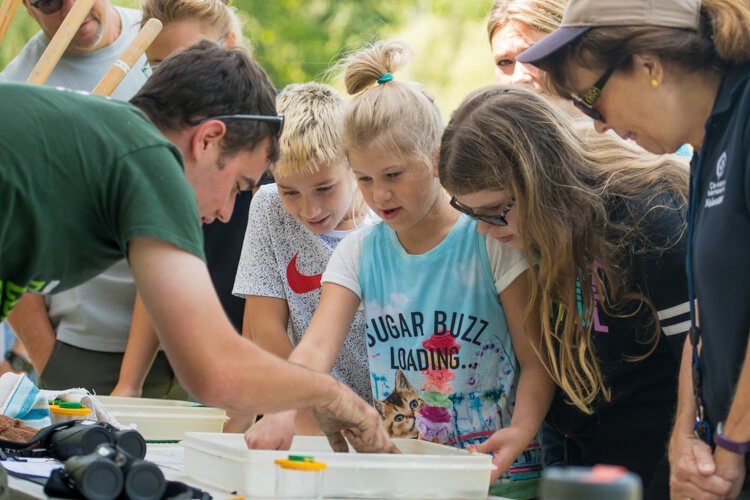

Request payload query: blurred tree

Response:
[1,0,494,117]
[235,0,410,87]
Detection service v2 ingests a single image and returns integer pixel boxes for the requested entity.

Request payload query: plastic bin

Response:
[96,398,227,440]
[182,433,494,499]
[95,396,202,408]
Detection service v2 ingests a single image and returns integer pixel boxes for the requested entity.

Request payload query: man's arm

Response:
[128,236,394,452]
[111,294,160,397]
[5,294,56,374]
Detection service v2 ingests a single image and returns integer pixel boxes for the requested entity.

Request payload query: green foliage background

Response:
[1,0,495,117]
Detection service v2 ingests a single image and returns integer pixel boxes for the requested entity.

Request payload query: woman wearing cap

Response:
[516,0,750,497]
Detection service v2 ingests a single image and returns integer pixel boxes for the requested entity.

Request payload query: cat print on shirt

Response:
[374,369,424,438]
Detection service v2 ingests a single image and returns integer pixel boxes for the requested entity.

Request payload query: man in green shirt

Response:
[0,41,394,453]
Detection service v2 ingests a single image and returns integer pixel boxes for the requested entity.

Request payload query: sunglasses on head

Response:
[30,0,64,15]
[450,197,515,227]
[189,114,285,139]
[571,66,616,123]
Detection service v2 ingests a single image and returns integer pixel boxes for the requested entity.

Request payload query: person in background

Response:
[0,0,147,98]
[439,86,689,495]
[486,0,565,88]
[111,0,253,399]
[517,0,750,496]
[245,40,552,500]
[226,82,373,433]
[0,0,183,397]
[0,41,394,453]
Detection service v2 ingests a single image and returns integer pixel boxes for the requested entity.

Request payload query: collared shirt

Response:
[691,63,750,427]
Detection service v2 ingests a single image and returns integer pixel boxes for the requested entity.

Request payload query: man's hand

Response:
[313,381,398,454]
[713,448,746,499]
[669,431,731,499]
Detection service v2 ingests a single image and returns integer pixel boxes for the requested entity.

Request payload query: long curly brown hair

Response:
[439,86,688,413]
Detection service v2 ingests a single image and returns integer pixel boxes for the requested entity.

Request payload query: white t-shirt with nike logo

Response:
[233,184,374,402]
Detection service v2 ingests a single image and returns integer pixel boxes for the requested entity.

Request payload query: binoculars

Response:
[64,443,166,500]
[43,419,147,461]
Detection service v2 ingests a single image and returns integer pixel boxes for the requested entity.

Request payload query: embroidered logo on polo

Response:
[286,253,322,294]
[705,151,727,209]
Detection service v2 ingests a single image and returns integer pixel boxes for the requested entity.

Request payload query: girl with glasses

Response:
[439,85,690,494]
[245,40,552,500]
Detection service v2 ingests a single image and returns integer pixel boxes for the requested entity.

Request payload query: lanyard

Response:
[686,146,712,444]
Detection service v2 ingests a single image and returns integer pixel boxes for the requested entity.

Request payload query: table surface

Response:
[5,444,512,499]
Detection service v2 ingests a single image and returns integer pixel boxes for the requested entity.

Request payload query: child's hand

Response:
[109,383,142,397]
[474,427,534,483]
[244,411,296,450]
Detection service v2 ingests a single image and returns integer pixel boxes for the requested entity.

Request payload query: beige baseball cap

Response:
[517,0,702,64]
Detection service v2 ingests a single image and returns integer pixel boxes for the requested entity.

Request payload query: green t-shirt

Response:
[0,83,205,320]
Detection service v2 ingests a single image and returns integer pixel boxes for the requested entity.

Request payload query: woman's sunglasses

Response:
[450,197,515,227]
[571,66,615,123]
[30,0,64,15]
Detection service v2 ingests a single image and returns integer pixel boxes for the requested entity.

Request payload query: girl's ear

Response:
[223,31,238,49]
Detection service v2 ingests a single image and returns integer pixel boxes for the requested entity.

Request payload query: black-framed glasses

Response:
[30,0,63,14]
[571,66,616,123]
[450,197,515,227]
[189,114,285,139]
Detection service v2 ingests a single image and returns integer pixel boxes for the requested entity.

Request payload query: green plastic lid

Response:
[58,401,83,409]
[288,455,315,462]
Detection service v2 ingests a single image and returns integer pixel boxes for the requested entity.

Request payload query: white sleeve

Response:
[321,229,366,299]
[485,238,529,294]
[232,186,286,299]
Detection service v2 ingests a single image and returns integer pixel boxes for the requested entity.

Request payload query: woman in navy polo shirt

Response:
[514,0,750,497]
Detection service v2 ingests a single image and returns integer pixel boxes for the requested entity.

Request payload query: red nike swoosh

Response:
[286,253,323,294]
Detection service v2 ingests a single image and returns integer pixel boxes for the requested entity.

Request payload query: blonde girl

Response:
[245,41,553,499]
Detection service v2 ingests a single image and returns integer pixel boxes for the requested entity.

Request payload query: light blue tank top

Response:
[359,215,541,480]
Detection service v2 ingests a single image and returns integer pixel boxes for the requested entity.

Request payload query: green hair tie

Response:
[377,72,393,85]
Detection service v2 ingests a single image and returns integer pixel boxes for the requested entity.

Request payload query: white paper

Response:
[2,458,62,478]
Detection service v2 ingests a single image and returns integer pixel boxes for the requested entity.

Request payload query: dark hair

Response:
[131,40,279,160]
[540,0,750,98]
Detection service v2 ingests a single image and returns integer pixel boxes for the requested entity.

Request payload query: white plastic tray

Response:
[96,396,201,407]
[97,398,227,440]
[182,433,494,499]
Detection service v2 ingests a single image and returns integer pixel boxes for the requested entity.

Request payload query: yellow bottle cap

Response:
[49,406,91,416]
[274,457,327,471]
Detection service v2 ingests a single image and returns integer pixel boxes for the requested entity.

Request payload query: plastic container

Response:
[274,455,326,499]
[96,397,226,440]
[182,433,494,499]
[95,396,202,408]
[539,465,642,500]
[49,400,93,424]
